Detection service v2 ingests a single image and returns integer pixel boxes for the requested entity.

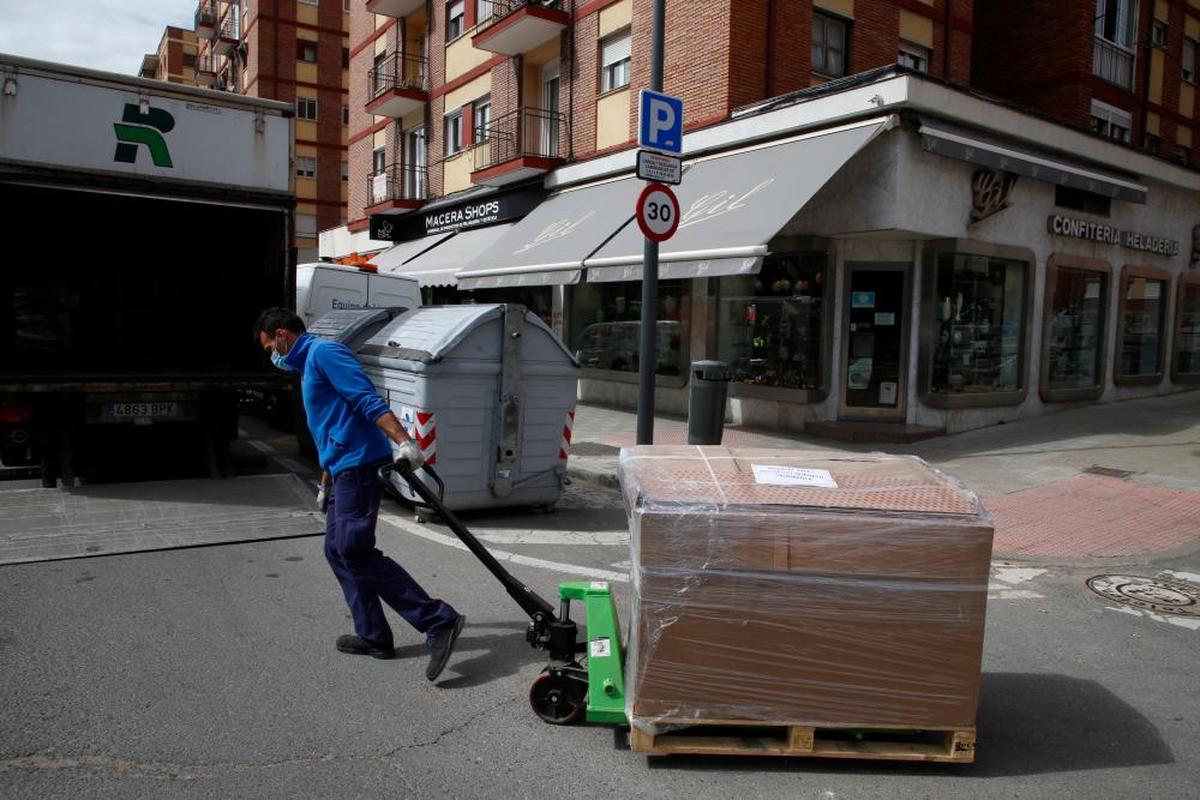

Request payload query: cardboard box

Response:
[620,446,993,731]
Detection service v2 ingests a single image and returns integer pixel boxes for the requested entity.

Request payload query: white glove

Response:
[316,483,330,513]
[395,438,424,471]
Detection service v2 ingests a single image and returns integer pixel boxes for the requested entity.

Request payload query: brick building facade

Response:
[185,0,350,261]
[344,0,972,237]
[974,0,1200,167]
[139,27,200,84]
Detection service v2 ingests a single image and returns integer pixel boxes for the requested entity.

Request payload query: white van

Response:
[295,262,421,328]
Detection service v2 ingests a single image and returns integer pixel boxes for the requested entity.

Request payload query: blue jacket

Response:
[284,333,393,477]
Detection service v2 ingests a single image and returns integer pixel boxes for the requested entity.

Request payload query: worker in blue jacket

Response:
[255,307,465,681]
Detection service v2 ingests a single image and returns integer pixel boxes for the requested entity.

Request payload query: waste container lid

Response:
[691,360,730,381]
[358,304,577,365]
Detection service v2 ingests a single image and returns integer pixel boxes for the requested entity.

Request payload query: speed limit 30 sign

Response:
[636,182,680,243]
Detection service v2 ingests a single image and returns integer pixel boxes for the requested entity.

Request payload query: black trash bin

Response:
[687,360,730,445]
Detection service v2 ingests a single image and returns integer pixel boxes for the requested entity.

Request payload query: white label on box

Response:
[590,638,612,658]
[751,465,838,488]
[589,581,608,590]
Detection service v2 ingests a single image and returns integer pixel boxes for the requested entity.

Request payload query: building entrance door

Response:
[838,264,910,421]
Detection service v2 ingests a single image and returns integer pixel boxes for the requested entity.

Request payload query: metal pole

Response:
[636,0,667,446]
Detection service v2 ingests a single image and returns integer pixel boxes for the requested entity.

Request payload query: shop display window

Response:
[1173,276,1200,382]
[1115,268,1168,385]
[1041,259,1109,400]
[716,253,827,390]
[569,280,689,376]
[469,286,553,328]
[928,253,1028,396]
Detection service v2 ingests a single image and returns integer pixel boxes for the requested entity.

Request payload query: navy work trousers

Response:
[324,462,459,648]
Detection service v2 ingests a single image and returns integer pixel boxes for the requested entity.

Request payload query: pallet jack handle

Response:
[379,459,560,629]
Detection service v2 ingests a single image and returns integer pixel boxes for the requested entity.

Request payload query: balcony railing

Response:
[196,1,218,36]
[1093,36,1134,90]
[217,8,240,41]
[473,107,565,173]
[368,52,429,99]
[476,0,563,34]
[369,164,428,206]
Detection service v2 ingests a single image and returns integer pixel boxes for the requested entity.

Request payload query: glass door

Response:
[838,264,910,420]
[541,60,560,157]
[405,125,426,199]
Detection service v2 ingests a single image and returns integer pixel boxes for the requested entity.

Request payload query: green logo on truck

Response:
[113,103,175,168]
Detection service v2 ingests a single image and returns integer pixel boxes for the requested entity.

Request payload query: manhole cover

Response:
[1086,574,1200,617]
[1084,465,1135,479]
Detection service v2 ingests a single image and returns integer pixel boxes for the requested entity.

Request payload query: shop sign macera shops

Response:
[1047,214,1180,256]
[370,184,543,242]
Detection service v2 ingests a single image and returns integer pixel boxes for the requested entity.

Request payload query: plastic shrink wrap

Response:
[619,446,994,734]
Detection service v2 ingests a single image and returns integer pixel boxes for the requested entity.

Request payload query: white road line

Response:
[377,510,630,583]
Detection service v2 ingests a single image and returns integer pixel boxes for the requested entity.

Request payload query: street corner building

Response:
[324,0,1200,438]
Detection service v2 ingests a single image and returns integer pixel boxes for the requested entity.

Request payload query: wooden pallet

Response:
[629,719,976,763]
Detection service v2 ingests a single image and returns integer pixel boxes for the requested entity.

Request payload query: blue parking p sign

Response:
[638,89,684,155]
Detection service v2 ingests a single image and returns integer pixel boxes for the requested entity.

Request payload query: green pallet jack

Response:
[383,460,627,726]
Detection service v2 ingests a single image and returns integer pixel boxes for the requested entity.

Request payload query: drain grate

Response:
[1083,465,1136,479]
[1086,574,1200,617]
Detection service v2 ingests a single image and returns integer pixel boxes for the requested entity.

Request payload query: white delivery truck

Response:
[0,54,294,485]
[295,263,421,328]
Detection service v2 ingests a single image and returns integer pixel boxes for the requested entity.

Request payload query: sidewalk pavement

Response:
[565,390,1200,562]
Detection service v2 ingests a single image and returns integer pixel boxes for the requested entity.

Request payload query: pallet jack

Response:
[381,459,628,726]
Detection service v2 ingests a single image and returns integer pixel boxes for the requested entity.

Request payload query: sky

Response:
[0,1,198,75]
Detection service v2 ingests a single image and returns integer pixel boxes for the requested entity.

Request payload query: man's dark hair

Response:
[255,307,306,339]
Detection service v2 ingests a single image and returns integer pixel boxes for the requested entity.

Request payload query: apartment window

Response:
[473,96,492,141]
[1184,38,1197,83]
[1152,20,1167,48]
[372,51,388,95]
[717,252,829,391]
[1115,268,1169,384]
[183,53,197,69]
[1174,277,1200,381]
[297,40,317,63]
[1175,144,1191,164]
[298,0,318,6]
[342,104,349,125]
[372,146,386,175]
[1042,259,1110,401]
[445,109,463,156]
[296,156,317,179]
[296,213,317,237]
[447,1,465,40]
[342,47,349,69]
[898,41,930,73]
[340,162,348,182]
[296,96,317,120]
[1089,99,1132,144]
[476,0,495,23]
[812,12,848,77]
[343,0,350,10]
[926,251,1029,400]
[600,30,631,92]
[1055,185,1111,217]
[1145,132,1161,153]
[1093,0,1137,88]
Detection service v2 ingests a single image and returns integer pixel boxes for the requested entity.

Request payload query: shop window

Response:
[297,40,318,63]
[812,12,848,78]
[1041,258,1109,402]
[470,287,552,328]
[569,280,689,377]
[1115,267,1169,385]
[600,30,631,93]
[925,250,1030,403]
[1173,276,1200,382]
[716,253,828,391]
[1054,185,1111,217]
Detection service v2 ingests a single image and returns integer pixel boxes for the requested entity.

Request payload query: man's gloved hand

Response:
[317,472,331,513]
[394,438,424,472]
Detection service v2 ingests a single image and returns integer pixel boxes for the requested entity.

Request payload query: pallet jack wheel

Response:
[529,671,585,725]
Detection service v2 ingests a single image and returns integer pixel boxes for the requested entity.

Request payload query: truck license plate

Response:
[107,402,183,421]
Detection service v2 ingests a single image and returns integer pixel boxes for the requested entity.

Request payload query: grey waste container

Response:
[355,304,580,512]
[687,360,730,445]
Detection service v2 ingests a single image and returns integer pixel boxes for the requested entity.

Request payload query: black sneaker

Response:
[336,634,395,660]
[426,615,466,682]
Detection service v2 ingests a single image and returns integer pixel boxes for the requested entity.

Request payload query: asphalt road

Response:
[2,467,1199,798]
